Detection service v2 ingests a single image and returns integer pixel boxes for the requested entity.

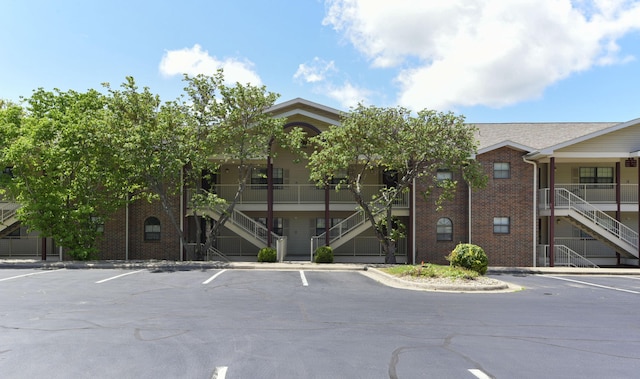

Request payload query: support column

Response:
[616,161,621,265]
[267,156,274,247]
[324,184,330,247]
[549,157,555,267]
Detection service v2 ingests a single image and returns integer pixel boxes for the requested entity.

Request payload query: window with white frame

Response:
[493,217,510,234]
[436,218,453,241]
[493,162,510,179]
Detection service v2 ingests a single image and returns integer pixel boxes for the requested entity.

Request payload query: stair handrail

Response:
[1,201,20,225]
[553,244,599,268]
[554,188,638,249]
[210,204,280,245]
[311,197,387,253]
[206,245,230,262]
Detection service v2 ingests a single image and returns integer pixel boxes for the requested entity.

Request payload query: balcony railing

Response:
[188,184,410,208]
[553,183,638,204]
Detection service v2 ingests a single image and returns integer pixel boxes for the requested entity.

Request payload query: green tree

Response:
[183,74,305,257]
[0,88,131,259]
[105,77,194,256]
[308,105,486,264]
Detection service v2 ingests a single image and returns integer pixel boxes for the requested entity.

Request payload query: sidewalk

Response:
[1,259,640,275]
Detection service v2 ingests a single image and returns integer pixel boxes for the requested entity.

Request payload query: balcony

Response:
[187,184,410,210]
[553,183,638,204]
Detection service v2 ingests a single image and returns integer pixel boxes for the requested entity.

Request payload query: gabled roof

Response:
[268,98,342,126]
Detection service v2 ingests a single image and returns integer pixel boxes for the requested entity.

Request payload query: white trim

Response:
[477,140,533,155]
[274,109,341,126]
[268,97,342,115]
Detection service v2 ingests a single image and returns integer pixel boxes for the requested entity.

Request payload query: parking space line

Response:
[0,269,62,282]
[95,269,145,284]
[300,270,308,286]
[544,275,640,294]
[468,368,491,379]
[211,366,227,379]
[203,269,227,285]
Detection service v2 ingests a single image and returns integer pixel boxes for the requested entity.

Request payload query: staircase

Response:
[197,206,283,252]
[545,188,638,259]
[539,244,599,268]
[310,199,387,256]
[0,201,20,236]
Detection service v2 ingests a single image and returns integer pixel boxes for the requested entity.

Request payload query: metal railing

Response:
[555,183,638,204]
[188,184,410,206]
[539,188,638,251]
[537,244,599,268]
[0,201,20,226]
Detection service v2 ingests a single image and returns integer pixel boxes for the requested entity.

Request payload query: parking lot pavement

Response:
[2,268,640,378]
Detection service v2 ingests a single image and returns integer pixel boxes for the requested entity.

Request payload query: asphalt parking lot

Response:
[2,267,640,378]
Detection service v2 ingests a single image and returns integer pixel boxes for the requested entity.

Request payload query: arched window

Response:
[144,217,161,241]
[436,218,453,241]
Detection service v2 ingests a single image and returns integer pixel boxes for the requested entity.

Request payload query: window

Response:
[436,218,453,241]
[91,216,104,233]
[251,167,284,189]
[144,217,161,241]
[493,162,510,179]
[329,169,348,187]
[315,218,342,236]
[256,217,284,236]
[493,217,510,234]
[579,167,613,184]
[436,170,453,181]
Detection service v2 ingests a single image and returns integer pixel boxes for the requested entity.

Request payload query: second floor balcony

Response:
[188,184,410,211]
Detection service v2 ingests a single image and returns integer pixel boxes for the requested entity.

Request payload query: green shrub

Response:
[314,246,334,263]
[257,247,277,262]
[446,243,488,275]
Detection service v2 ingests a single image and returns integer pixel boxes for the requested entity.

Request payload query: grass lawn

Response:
[381,263,481,280]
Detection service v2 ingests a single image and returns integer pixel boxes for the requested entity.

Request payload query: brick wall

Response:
[414,147,534,267]
[471,147,534,267]
[97,195,183,261]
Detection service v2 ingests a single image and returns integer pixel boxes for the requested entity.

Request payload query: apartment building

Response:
[2,98,639,267]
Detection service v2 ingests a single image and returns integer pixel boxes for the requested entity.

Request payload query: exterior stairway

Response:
[545,188,638,259]
[0,201,20,237]
[197,206,286,259]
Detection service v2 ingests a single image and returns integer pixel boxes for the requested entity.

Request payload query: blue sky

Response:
[2,0,640,123]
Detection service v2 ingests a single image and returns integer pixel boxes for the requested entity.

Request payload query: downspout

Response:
[180,168,185,261]
[523,156,537,267]
[125,200,129,261]
[468,183,472,245]
[616,161,621,265]
[412,177,416,265]
[549,156,555,267]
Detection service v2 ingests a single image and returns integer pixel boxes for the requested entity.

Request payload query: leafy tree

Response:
[0,88,131,259]
[104,77,194,256]
[308,105,486,264]
[182,73,305,257]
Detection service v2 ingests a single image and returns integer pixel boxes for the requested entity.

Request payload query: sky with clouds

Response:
[2,0,640,122]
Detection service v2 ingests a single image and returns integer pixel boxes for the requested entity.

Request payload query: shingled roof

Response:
[471,122,619,152]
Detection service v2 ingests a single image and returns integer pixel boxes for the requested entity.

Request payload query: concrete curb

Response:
[363,267,516,293]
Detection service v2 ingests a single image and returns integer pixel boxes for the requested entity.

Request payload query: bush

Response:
[257,247,277,262]
[446,243,488,275]
[314,246,334,263]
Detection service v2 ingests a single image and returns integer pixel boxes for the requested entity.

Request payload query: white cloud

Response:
[159,44,262,86]
[325,81,371,109]
[323,0,640,110]
[294,57,336,83]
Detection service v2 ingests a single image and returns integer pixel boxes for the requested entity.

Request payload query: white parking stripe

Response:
[211,366,227,379]
[543,275,640,294]
[95,269,145,284]
[468,369,492,379]
[300,270,308,286]
[203,269,227,284]
[0,269,62,282]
